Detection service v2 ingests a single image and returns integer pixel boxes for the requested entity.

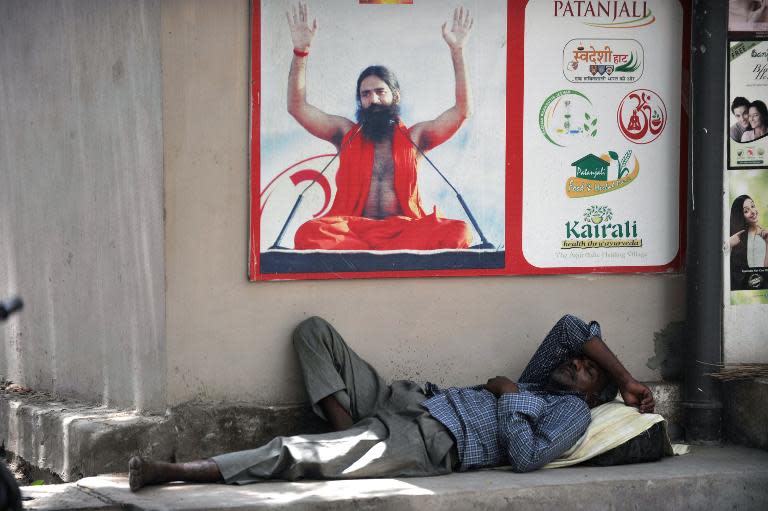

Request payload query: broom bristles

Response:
[704,363,768,381]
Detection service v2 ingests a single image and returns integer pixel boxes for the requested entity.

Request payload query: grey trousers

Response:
[212,317,457,483]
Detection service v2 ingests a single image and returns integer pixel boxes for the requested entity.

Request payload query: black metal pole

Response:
[684,0,725,444]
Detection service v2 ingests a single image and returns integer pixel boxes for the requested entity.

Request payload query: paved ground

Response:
[19,445,768,511]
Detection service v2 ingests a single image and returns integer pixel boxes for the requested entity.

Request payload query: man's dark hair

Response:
[356,65,400,108]
[730,194,753,240]
[730,194,752,280]
[732,96,750,113]
[595,376,619,405]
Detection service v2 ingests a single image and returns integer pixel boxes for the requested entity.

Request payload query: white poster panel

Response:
[522,0,682,268]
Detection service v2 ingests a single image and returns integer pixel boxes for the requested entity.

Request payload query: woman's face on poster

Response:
[743,198,759,225]
[749,106,765,129]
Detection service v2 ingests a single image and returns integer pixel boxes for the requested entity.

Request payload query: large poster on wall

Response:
[249,0,690,281]
[251,0,507,280]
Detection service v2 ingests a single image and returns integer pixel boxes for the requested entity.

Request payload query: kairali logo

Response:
[553,1,656,28]
[561,205,642,249]
[565,149,639,198]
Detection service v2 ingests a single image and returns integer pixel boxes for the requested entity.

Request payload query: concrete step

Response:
[19,445,768,511]
[0,383,682,483]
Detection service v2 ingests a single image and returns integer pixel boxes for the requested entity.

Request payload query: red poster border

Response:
[249,0,691,281]
[249,0,261,281]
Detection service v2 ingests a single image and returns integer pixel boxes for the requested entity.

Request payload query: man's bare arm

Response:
[411,7,473,151]
[286,3,354,148]
[583,336,655,413]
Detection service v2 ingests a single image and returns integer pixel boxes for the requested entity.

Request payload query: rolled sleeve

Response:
[588,320,602,341]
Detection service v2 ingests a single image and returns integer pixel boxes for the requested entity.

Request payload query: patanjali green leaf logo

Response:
[583,205,613,224]
[539,90,598,147]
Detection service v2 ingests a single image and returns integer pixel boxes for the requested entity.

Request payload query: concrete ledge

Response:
[645,381,683,439]
[0,391,326,481]
[18,446,768,511]
[0,391,174,481]
[723,378,768,449]
[2,383,680,482]
[169,401,328,462]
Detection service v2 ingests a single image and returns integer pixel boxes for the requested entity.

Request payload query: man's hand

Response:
[484,376,519,398]
[620,379,655,413]
[442,7,474,51]
[286,2,317,52]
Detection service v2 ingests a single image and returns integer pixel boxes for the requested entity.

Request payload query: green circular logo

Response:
[538,90,597,147]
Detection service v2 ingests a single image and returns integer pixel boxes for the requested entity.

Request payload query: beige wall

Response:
[162,0,686,407]
[0,0,166,411]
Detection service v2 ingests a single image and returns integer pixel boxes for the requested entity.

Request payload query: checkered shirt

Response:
[422,314,601,472]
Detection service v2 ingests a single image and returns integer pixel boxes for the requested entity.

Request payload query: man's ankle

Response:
[178,459,223,483]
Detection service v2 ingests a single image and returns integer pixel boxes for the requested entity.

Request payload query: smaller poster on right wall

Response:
[728,169,768,304]
[728,1,768,304]
[728,41,768,169]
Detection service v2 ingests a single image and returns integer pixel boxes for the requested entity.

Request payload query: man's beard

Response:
[356,103,400,142]
[545,375,572,393]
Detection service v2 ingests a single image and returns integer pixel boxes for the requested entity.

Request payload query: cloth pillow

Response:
[542,400,685,469]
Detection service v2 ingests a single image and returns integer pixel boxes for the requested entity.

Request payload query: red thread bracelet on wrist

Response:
[293,48,309,57]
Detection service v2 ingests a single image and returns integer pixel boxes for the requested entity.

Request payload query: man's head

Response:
[355,65,401,142]
[356,65,400,109]
[732,96,751,130]
[547,356,619,408]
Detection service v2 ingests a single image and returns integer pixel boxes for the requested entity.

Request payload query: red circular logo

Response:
[617,89,667,144]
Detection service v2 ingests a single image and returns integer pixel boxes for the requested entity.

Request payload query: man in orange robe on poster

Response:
[286,3,474,250]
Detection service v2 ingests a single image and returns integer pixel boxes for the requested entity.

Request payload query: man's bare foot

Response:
[128,456,172,491]
[129,456,153,491]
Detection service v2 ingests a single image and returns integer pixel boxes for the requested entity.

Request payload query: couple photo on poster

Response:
[728,171,768,299]
[252,0,507,279]
[729,96,768,143]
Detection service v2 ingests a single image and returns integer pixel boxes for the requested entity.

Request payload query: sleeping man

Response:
[128,314,654,490]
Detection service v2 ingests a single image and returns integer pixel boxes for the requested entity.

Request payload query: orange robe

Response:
[294,123,472,250]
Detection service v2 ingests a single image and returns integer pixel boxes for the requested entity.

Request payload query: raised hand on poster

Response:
[442,6,474,50]
[286,2,317,52]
